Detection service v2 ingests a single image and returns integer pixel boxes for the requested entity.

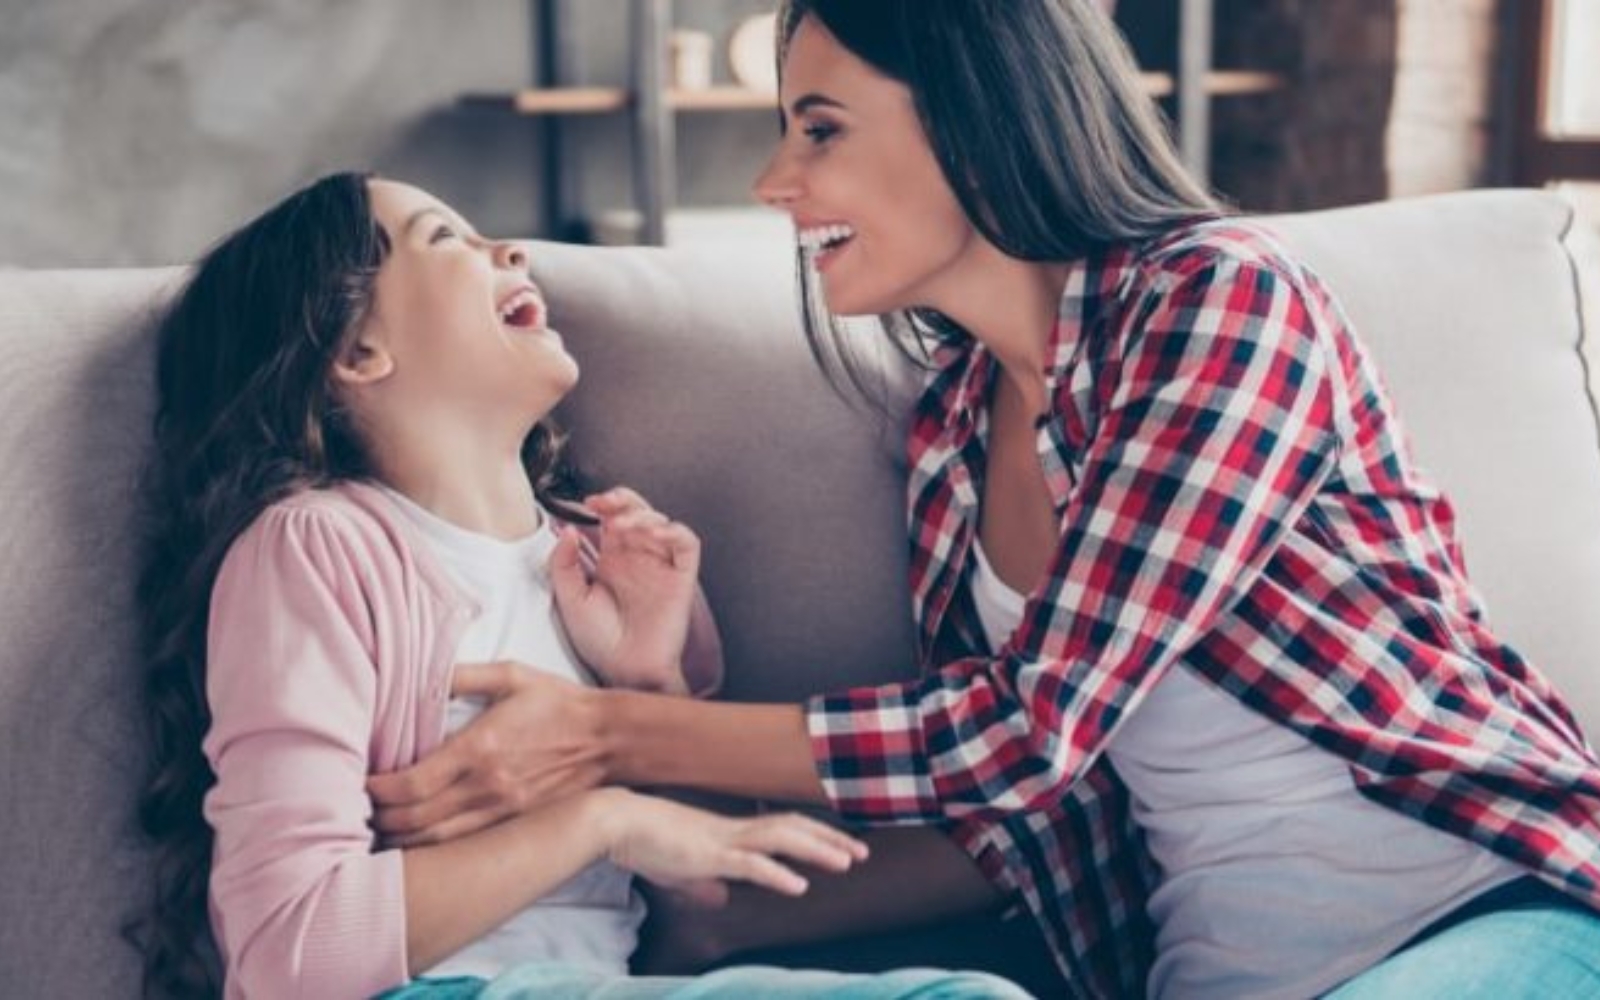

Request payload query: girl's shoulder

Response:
[248,481,402,547]
[225,481,431,588]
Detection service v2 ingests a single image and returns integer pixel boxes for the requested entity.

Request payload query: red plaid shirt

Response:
[805,221,1600,997]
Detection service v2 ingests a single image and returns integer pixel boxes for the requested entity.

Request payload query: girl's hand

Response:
[550,488,699,694]
[600,790,869,906]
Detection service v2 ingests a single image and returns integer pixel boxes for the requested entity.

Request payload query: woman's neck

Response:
[927,245,1071,417]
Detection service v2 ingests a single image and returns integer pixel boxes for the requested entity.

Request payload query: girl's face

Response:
[753,15,977,317]
[355,179,577,429]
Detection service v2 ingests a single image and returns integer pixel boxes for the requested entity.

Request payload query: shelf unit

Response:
[465,0,1284,244]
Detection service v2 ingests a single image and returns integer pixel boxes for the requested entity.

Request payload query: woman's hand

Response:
[600,789,868,906]
[551,488,700,694]
[367,663,605,846]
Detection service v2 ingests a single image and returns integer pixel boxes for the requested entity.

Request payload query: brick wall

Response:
[1387,0,1502,196]
[1208,0,1502,212]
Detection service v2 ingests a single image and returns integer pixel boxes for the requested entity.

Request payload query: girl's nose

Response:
[493,240,529,272]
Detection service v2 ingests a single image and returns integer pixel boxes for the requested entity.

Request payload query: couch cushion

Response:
[0,267,182,995]
[2,191,1597,999]
[1262,191,1600,734]
[539,240,925,702]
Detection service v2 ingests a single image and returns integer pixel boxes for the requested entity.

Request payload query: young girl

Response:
[135,172,1029,1000]
[367,3,1600,998]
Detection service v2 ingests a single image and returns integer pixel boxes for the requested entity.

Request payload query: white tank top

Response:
[968,540,1520,999]
[384,488,645,979]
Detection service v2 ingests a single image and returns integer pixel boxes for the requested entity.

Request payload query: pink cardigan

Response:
[202,480,723,1000]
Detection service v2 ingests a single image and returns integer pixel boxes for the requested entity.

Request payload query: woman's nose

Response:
[493,240,529,273]
[752,148,800,210]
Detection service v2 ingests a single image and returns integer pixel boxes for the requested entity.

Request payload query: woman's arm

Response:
[372,253,1342,830]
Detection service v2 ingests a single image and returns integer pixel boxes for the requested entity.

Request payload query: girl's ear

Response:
[331,335,395,387]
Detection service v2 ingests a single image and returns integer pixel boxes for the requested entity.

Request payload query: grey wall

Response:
[0,0,781,267]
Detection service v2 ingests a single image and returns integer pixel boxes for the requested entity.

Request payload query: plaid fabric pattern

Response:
[806,221,1600,998]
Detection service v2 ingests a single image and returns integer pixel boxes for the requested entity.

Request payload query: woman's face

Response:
[357,179,577,427]
[753,15,977,316]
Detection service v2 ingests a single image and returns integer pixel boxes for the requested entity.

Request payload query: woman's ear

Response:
[331,335,395,387]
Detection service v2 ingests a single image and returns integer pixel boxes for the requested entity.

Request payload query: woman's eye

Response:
[802,122,838,144]
[429,223,457,244]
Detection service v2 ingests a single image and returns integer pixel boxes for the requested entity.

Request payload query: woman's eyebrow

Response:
[790,93,846,116]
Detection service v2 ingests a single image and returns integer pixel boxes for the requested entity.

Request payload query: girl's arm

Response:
[635,825,1005,974]
[403,787,866,972]
[207,505,858,996]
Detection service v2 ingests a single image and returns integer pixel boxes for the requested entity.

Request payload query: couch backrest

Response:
[1260,193,1600,729]
[1,190,1596,996]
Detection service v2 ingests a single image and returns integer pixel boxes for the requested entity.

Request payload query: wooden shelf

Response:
[464,73,1284,118]
[463,85,776,116]
[670,86,778,111]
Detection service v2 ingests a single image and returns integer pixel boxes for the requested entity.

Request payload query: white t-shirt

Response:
[384,488,645,979]
[968,540,1521,1000]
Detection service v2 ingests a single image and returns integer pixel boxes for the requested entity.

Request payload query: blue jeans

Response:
[1327,877,1600,998]
[380,964,1031,1000]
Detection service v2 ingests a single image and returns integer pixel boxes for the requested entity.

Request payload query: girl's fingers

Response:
[726,850,810,897]
[601,510,670,537]
[586,488,653,517]
[752,820,860,873]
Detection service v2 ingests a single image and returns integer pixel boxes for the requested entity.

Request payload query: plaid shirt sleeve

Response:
[807,253,1344,823]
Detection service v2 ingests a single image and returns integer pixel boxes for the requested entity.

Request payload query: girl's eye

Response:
[802,122,838,144]
[429,223,457,244]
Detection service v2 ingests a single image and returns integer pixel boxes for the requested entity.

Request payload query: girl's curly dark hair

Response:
[129,171,581,997]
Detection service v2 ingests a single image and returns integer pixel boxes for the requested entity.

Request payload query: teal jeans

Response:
[1328,877,1600,998]
[379,964,1031,1000]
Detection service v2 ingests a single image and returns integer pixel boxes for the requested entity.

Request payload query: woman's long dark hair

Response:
[130,172,579,997]
[776,0,1223,398]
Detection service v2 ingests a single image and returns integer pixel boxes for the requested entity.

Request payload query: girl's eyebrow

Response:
[401,207,446,237]
[402,207,480,241]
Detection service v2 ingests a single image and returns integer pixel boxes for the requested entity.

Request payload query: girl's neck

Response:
[368,426,543,541]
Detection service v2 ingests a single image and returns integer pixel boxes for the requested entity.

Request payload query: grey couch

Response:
[3,189,1598,997]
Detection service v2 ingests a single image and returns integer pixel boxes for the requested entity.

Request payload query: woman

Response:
[367,2,1600,997]
[133,171,1028,1000]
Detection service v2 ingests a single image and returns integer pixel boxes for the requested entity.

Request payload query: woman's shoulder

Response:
[1126,215,1310,289]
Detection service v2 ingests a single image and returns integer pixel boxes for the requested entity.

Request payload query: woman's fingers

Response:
[370,773,472,835]
[367,749,468,812]
[385,799,510,848]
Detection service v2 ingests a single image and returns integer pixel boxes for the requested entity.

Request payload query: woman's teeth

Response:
[797,223,856,253]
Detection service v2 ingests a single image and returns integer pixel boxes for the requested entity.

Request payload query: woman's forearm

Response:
[402,787,621,972]
[599,690,827,805]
